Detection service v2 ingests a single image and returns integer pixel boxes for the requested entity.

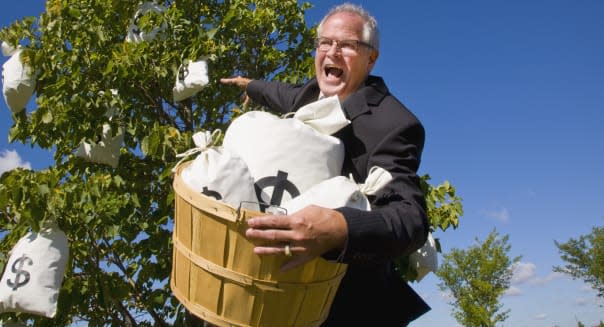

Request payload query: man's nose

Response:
[325,42,341,57]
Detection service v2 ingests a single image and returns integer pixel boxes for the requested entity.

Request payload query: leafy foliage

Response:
[395,175,464,281]
[554,223,604,299]
[436,230,520,327]
[0,0,314,325]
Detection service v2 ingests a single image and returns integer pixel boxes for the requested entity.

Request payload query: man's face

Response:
[315,12,377,101]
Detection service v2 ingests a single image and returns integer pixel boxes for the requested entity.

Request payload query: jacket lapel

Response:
[342,76,389,120]
[292,76,389,121]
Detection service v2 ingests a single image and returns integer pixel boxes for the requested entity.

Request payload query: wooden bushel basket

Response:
[170,162,347,327]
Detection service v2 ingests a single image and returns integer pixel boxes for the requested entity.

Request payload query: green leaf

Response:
[68,7,81,18]
[41,110,53,124]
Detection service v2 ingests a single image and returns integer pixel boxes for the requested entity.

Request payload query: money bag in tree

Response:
[0,223,69,318]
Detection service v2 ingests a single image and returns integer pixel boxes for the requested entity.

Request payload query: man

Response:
[221,3,430,326]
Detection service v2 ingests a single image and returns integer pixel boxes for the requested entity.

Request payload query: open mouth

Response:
[325,65,343,78]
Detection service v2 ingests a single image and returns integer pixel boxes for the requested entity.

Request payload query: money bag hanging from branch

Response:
[75,90,124,168]
[125,2,167,43]
[0,223,69,318]
[173,59,209,102]
[1,42,36,113]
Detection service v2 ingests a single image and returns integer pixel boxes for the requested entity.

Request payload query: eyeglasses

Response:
[314,37,373,55]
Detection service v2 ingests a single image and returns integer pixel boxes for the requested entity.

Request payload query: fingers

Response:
[247,215,290,229]
[219,76,251,89]
[245,226,291,242]
[251,245,316,272]
[253,244,300,256]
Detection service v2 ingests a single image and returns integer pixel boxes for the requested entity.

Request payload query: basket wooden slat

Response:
[171,161,347,327]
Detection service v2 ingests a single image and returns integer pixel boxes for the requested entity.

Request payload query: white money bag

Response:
[282,166,392,214]
[76,123,124,168]
[173,59,209,102]
[76,90,124,168]
[223,95,349,207]
[2,47,35,113]
[125,2,167,43]
[0,224,69,318]
[176,130,258,211]
[409,232,438,281]
[1,41,16,56]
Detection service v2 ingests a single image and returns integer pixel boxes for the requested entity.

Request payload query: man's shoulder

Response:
[363,76,423,125]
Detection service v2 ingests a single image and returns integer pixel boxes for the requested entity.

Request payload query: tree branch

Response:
[102,237,170,327]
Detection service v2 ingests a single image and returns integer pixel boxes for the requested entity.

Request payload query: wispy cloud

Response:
[480,207,510,223]
[511,262,563,286]
[512,262,537,285]
[530,272,564,286]
[534,313,547,320]
[0,149,31,174]
[507,262,564,296]
[504,286,522,296]
[575,297,590,306]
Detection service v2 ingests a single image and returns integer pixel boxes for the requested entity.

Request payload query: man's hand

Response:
[220,76,252,106]
[220,76,252,89]
[245,205,348,271]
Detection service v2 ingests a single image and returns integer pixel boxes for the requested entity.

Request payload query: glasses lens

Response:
[338,40,358,53]
[315,37,370,55]
[316,38,333,51]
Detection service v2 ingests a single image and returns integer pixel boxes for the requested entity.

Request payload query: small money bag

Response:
[0,223,69,318]
[223,95,350,207]
[1,43,36,113]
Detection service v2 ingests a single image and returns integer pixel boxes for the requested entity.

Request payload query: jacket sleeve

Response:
[245,79,301,114]
[337,122,428,265]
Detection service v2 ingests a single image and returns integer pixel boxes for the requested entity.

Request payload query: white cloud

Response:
[530,272,564,285]
[512,262,537,285]
[534,313,547,320]
[0,149,31,174]
[510,262,563,287]
[481,207,510,223]
[575,297,589,306]
[580,284,594,292]
[504,286,522,296]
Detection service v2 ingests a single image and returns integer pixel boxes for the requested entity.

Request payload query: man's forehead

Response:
[321,12,365,35]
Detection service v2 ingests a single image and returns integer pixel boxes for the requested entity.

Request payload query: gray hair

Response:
[317,3,380,52]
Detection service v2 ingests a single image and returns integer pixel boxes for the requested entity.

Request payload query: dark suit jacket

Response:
[246,75,431,326]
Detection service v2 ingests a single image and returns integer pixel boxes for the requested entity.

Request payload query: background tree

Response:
[436,229,520,327]
[0,0,462,326]
[554,223,604,300]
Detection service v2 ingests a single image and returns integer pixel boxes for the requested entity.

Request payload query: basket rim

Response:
[173,160,263,223]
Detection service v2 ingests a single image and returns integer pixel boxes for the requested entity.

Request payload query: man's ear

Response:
[367,50,379,71]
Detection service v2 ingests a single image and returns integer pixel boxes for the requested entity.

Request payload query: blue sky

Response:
[2,1,603,326]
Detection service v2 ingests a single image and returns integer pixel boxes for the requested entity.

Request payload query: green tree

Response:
[0,1,314,325]
[554,223,604,299]
[0,0,463,325]
[436,230,520,327]
[395,176,464,281]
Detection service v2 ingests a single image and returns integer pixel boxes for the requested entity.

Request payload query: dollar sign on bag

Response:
[132,13,142,35]
[201,186,222,200]
[7,253,33,291]
[254,170,300,206]
[178,64,189,82]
